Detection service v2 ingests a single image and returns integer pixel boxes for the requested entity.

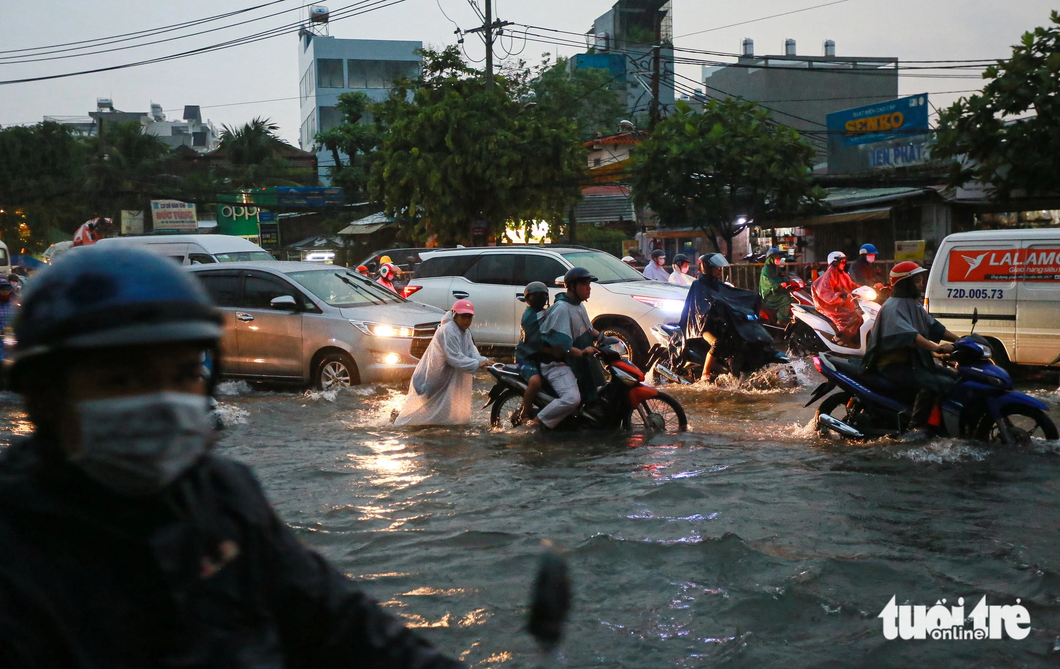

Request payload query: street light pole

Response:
[485,0,493,89]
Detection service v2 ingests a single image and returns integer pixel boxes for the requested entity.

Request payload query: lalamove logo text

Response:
[879,595,1030,640]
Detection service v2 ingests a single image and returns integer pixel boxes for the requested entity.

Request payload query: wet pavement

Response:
[4,361,1060,667]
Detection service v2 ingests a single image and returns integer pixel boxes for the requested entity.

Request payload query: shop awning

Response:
[780,207,892,228]
[338,222,388,235]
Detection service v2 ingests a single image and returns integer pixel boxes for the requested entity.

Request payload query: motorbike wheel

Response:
[490,389,525,428]
[623,392,688,433]
[787,321,824,357]
[976,405,1059,446]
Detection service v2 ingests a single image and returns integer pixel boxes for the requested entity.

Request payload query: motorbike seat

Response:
[826,355,902,397]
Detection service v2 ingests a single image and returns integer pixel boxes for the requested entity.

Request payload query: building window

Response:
[347,59,418,89]
[317,58,344,88]
[319,106,343,133]
[593,158,602,167]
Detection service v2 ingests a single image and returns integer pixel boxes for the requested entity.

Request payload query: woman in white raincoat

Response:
[395,299,492,426]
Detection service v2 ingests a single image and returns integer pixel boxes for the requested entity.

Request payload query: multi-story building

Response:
[570,0,675,121]
[43,98,220,152]
[297,32,421,183]
[701,39,898,163]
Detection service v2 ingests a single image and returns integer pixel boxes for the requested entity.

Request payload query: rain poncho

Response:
[848,256,882,288]
[643,262,670,282]
[863,293,953,393]
[679,276,772,349]
[395,312,487,426]
[668,270,695,287]
[812,265,863,339]
[758,260,792,323]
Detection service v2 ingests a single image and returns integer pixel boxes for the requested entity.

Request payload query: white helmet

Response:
[827,251,847,265]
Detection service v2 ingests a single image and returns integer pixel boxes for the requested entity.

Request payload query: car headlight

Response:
[633,295,685,314]
[350,321,414,338]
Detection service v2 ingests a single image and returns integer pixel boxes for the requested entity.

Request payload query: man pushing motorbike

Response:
[532,268,602,429]
[680,253,782,383]
[862,261,959,435]
[812,251,863,347]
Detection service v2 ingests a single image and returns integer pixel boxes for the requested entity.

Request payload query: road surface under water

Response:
[3,361,1060,667]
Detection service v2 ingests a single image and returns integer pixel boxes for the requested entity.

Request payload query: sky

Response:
[0,0,1054,146]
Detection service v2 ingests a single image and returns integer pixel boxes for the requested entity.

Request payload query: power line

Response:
[0,0,406,86]
[0,0,293,56]
[674,0,858,40]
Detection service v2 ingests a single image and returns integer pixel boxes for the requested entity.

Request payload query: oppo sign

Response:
[219,205,261,221]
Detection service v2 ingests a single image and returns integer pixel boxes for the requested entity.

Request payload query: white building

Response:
[44,98,220,152]
[297,32,421,183]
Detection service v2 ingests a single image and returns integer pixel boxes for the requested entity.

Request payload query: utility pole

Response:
[465,0,511,89]
[649,45,661,129]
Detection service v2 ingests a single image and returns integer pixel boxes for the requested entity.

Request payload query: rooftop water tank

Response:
[785,39,796,56]
[96,98,113,111]
[824,40,836,57]
[150,103,165,121]
[741,38,754,57]
[309,5,329,22]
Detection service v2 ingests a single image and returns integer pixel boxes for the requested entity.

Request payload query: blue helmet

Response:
[766,247,783,260]
[859,244,879,255]
[12,246,222,374]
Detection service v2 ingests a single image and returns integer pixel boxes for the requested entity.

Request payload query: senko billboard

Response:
[826,95,932,174]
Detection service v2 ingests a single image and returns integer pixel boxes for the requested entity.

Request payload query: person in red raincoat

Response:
[72,218,110,247]
[812,251,863,346]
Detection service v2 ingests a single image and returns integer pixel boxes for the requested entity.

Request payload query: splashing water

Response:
[896,439,990,463]
[215,380,253,396]
[214,404,250,426]
[303,388,338,402]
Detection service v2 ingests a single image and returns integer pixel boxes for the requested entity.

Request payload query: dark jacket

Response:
[679,276,771,348]
[0,438,461,669]
[848,257,881,288]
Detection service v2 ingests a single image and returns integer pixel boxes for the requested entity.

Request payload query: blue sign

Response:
[258,211,276,222]
[275,187,345,207]
[827,95,930,147]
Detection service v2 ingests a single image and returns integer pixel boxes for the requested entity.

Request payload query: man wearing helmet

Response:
[812,251,863,347]
[515,281,552,423]
[849,244,884,289]
[0,247,460,667]
[758,248,793,326]
[667,254,695,287]
[535,268,602,428]
[643,249,671,282]
[864,261,959,433]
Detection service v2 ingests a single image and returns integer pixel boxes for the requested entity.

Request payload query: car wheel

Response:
[600,324,647,368]
[315,352,358,389]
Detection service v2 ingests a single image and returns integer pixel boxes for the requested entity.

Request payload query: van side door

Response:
[929,241,1017,361]
[194,270,243,375]
[237,270,305,378]
[1015,239,1060,365]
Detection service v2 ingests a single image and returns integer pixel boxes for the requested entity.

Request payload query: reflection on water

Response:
[2,370,1059,667]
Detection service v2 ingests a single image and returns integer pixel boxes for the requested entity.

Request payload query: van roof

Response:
[95,234,266,253]
[943,229,1060,243]
[421,246,596,259]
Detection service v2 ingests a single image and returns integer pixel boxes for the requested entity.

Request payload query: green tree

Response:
[314,92,380,203]
[506,55,628,139]
[218,117,308,188]
[934,11,1060,199]
[369,46,587,245]
[629,99,823,260]
[86,121,171,217]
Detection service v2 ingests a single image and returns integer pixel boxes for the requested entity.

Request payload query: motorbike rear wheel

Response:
[490,389,525,428]
[976,405,1059,445]
[623,392,688,433]
[788,321,824,357]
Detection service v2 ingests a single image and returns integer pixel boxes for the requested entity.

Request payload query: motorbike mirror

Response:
[971,308,979,334]
[554,276,566,288]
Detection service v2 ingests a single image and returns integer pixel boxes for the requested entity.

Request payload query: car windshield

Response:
[560,251,647,284]
[288,270,405,307]
[215,251,275,263]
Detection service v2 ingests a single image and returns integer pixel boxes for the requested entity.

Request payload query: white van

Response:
[93,234,274,265]
[0,240,11,276]
[926,229,1060,366]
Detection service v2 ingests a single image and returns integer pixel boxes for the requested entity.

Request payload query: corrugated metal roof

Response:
[823,187,931,210]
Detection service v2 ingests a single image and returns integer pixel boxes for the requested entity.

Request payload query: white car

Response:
[401,246,689,365]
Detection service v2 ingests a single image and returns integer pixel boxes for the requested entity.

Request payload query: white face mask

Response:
[866,254,876,263]
[71,392,214,496]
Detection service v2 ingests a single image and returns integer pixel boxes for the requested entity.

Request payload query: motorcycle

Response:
[806,312,1058,446]
[788,285,881,357]
[484,338,687,433]
[645,320,788,385]
[758,274,810,342]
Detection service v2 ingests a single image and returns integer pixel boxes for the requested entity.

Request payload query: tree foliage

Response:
[218,117,307,188]
[629,99,823,259]
[369,46,587,245]
[507,55,628,139]
[314,92,380,203]
[934,11,1060,199]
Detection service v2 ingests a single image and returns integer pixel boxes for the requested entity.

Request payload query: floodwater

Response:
[5,364,1060,667]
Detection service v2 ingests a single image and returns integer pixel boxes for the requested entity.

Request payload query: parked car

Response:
[94,234,274,265]
[401,246,689,365]
[189,262,445,388]
[926,229,1060,367]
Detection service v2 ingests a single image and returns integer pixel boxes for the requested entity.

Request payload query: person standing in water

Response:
[395,299,493,426]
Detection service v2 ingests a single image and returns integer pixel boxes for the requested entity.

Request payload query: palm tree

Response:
[219,117,286,166]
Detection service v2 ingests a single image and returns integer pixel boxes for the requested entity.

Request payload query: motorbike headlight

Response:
[633,296,685,314]
[350,321,415,338]
[979,344,993,358]
[862,288,878,301]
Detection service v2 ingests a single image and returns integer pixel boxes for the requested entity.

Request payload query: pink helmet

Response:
[452,299,475,315]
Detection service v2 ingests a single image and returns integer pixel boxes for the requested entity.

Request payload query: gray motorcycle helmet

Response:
[524,281,549,296]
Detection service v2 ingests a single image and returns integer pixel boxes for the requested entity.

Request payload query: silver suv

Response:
[402,247,689,365]
[189,262,444,388]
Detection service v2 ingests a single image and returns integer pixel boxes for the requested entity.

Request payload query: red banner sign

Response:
[948,249,1060,282]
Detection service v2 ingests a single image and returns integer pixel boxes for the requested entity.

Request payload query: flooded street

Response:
[5,364,1060,667]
